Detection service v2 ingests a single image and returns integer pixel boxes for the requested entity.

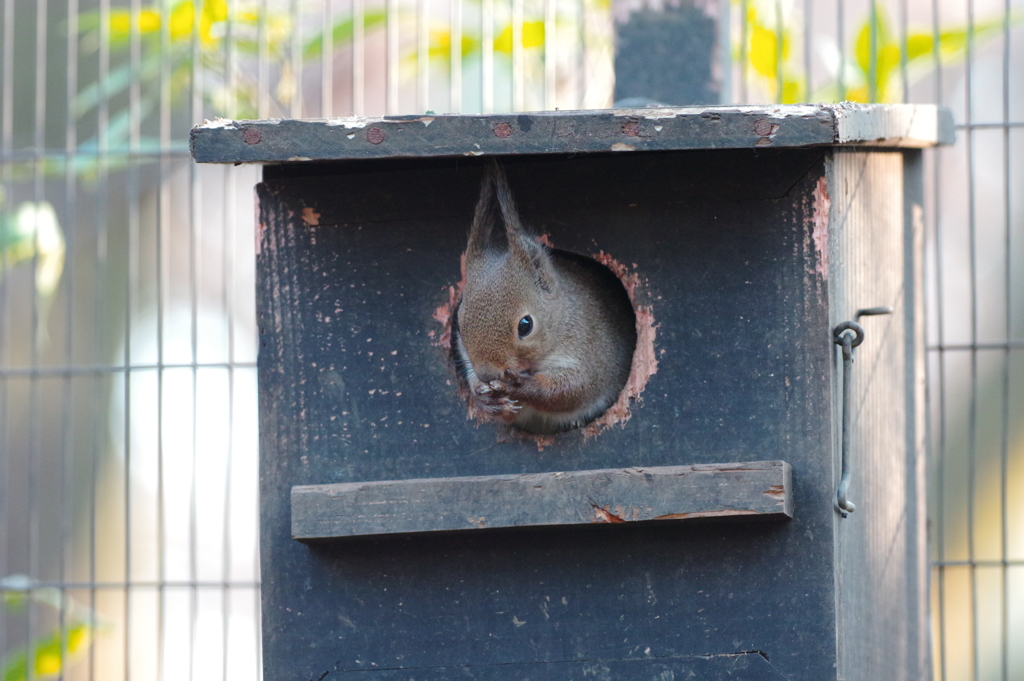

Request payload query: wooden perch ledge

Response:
[291,460,793,540]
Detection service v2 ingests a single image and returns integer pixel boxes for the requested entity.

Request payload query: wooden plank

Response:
[291,461,792,540]
[828,150,926,680]
[191,103,953,164]
[834,103,955,147]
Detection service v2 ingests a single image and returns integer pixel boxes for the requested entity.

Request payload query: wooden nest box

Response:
[192,103,953,681]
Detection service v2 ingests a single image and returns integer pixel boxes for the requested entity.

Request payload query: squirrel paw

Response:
[472,381,522,421]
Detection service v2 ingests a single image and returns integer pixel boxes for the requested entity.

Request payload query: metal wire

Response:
[927,0,949,677]
[738,0,748,103]
[189,10,203,679]
[544,0,555,109]
[802,0,812,101]
[354,0,365,115]
[0,581,261,591]
[964,2,981,680]
[998,3,1012,679]
[323,0,334,117]
[222,15,241,678]
[93,3,111,679]
[836,0,845,99]
[0,362,258,377]
[0,1,8,668]
[125,3,143,678]
[451,0,463,111]
[387,0,399,113]
[483,0,495,112]
[291,0,302,118]
[62,5,80,679]
[418,0,429,111]
[513,0,524,110]
[931,341,1024,351]
[26,1,47,677]
[773,0,783,102]
[898,0,908,103]
[156,6,172,674]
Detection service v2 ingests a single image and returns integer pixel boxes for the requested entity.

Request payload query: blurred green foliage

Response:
[738,0,1022,103]
[1,576,100,681]
[77,0,552,128]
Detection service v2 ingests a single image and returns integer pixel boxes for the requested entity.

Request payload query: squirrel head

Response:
[458,162,569,384]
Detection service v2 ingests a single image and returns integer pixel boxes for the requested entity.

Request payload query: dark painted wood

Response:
[300,651,789,680]
[291,461,793,540]
[261,148,826,222]
[257,151,840,681]
[191,103,954,164]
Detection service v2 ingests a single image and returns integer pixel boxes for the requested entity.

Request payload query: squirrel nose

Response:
[474,361,506,384]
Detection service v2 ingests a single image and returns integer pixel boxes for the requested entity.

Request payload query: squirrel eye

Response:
[517,315,534,339]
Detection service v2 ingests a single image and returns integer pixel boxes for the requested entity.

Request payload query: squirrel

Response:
[452,160,637,435]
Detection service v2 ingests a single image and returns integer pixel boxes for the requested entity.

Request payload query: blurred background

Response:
[0,0,1020,679]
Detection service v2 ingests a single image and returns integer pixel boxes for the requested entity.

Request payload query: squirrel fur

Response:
[453,160,637,434]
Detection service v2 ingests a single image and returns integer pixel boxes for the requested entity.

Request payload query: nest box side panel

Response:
[828,150,929,681]
[256,151,839,680]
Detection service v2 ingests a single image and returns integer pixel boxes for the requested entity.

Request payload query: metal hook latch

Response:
[833,307,893,518]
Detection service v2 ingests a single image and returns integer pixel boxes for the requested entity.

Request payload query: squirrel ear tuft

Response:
[466,164,498,266]
[489,160,530,248]
[483,160,558,294]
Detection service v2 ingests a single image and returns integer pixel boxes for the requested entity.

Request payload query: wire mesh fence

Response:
[0,0,1020,680]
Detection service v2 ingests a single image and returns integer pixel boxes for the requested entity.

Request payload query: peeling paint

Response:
[325,117,368,128]
[810,175,830,280]
[463,151,485,156]
[301,207,320,226]
[200,117,238,129]
[255,188,265,256]
[592,505,627,524]
[584,252,659,437]
[421,117,435,127]
[611,143,636,152]
[431,252,465,352]
[610,104,823,121]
